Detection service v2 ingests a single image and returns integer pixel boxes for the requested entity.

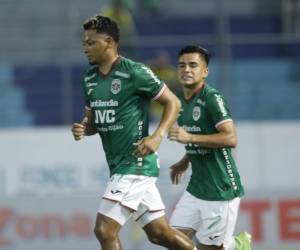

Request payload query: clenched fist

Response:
[71,117,88,141]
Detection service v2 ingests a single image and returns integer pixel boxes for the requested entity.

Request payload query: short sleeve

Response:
[206,92,233,128]
[81,75,91,110]
[134,64,166,100]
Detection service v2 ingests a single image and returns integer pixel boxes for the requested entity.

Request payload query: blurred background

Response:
[1,0,300,249]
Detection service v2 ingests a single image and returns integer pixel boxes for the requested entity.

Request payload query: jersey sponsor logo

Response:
[214,94,227,117]
[222,148,238,190]
[115,70,130,78]
[90,99,119,108]
[192,106,201,121]
[141,66,161,85]
[111,79,121,94]
[97,124,124,132]
[186,142,211,155]
[94,110,115,124]
[84,73,96,82]
[182,125,201,132]
[186,148,210,155]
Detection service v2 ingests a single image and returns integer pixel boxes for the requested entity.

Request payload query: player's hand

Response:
[168,127,191,144]
[133,134,163,157]
[170,160,189,185]
[71,117,88,141]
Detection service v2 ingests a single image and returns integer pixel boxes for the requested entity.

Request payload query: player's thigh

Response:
[94,211,123,240]
[176,228,196,239]
[170,191,201,232]
[142,215,171,238]
[196,197,240,247]
[98,198,133,226]
[99,174,163,226]
[102,174,158,211]
[133,180,165,227]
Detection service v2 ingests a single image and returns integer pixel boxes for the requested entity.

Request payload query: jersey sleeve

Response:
[81,74,91,110]
[133,63,166,100]
[206,92,233,128]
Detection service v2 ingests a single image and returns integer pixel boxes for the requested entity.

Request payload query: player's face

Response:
[177,53,208,89]
[83,29,110,64]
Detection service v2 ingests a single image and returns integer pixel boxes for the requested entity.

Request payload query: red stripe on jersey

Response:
[152,84,167,101]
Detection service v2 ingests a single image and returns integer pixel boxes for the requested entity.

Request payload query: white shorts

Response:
[170,191,240,248]
[98,174,165,227]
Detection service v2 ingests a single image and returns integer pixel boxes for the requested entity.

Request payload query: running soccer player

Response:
[71,15,196,250]
[168,45,252,250]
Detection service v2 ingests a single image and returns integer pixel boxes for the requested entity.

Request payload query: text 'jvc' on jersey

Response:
[94,110,115,124]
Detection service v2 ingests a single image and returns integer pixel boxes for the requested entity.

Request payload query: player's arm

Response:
[168,121,237,148]
[135,87,180,156]
[83,108,97,136]
[71,108,97,141]
[170,154,190,185]
[154,87,181,139]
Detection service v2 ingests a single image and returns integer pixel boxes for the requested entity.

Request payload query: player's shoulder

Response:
[119,57,157,81]
[114,56,142,78]
[203,83,224,99]
[119,56,139,69]
[120,56,147,72]
[83,65,98,80]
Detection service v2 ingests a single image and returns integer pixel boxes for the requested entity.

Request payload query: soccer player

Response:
[71,15,196,250]
[168,45,252,250]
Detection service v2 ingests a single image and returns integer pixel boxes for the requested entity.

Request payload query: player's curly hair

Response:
[83,15,120,43]
[178,45,211,65]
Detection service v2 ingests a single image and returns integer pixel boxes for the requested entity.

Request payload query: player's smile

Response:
[181,75,193,81]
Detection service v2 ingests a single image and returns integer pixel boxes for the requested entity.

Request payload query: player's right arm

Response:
[170,154,190,185]
[71,108,97,141]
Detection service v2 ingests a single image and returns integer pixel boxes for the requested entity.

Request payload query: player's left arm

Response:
[168,121,237,148]
[135,87,181,156]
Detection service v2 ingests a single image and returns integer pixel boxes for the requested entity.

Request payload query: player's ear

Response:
[203,67,209,78]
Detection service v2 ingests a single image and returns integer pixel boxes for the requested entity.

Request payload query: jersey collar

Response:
[98,56,121,79]
[184,81,206,102]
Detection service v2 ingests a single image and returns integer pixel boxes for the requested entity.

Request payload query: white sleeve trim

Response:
[215,119,233,129]
[152,84,167,101]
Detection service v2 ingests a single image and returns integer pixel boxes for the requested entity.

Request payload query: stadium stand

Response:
[0,0,299,126]
[0,64,33,127]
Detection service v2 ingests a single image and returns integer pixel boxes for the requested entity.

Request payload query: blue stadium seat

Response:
[0,64,33,127]
[14,65,63,125]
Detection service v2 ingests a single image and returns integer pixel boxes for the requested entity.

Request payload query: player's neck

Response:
[98,53,119,75]
[183,81,205,100]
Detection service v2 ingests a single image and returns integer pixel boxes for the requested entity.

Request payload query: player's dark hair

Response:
[83,15,120,43]
[178,45,211,65]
